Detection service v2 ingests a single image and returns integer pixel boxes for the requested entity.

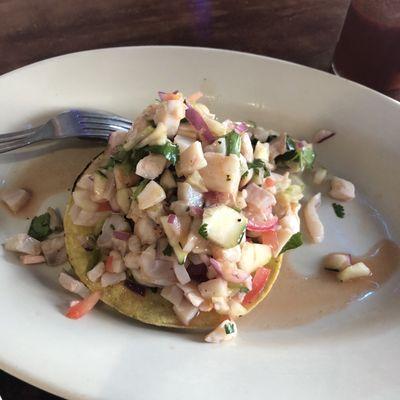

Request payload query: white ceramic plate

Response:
[0,47,399,400]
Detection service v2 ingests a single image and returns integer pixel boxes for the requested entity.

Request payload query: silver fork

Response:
[0,109,132,153]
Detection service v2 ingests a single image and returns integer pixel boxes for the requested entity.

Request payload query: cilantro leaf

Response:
[224,322,236,334]
[225,131,241,156]
[279,232,303,254]
[275,136,315,172]
[239,286,250,293]
[247,159,271,177]
[332,203,345,218]
[28,212,52,241]
[198,223,208,239]
[147,142,180,165]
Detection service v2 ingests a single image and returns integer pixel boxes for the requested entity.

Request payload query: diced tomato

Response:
[105,255,113,272]
[261,230,279,251]
[97,202,112,212]
[243,268,271,306]
[65,291,101,319]
[264,177,275,188]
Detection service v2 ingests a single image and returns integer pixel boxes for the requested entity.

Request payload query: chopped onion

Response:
[210,258,249,283]
[1,188,31,213]
[204,319,237,343]
[185,103,215,144]
[209,258,223,275]
[234,122,248,133]
[173,263,191,285]
[173,298,199,325]
[4,233,41,255]
[113,231,130,241]
[87,261,105,282]
[101,271,126,287]
[313,129,336,144]
[20,254,46,265]
[167,213,177,224]
[59,272,89,298]
[189,206,203,218]
[161,285,183,306]
[246,216,278,232]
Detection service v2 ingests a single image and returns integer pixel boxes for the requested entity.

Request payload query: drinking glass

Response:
[332,0,400,96]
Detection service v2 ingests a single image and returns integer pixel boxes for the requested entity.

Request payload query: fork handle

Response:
[0,126,40,143]
[0,134,44,153]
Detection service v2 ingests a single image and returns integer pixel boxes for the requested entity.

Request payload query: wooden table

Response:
[0,0,366,398]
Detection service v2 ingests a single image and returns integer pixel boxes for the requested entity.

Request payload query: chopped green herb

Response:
[28,212,52,241]
[181,117,188,124]
[238,230,245,244]
[239,287,250,293]
[148,141,180,165]
[248,159,265,169]
[275,136,315,172]
[224,322,235,334]
[332,203,345,218]
[279,232,303,254]
[105,147,131,169]
[132,179,150,200]
[163,244,173,256]
[198,223,208,239]
[241,171,249,180]
[247,159,270,177]
[225,131,241,156]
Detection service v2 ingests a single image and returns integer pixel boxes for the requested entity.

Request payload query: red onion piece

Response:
[313,129,336,144]
[234,122,248,133]
[209,258,249,283]
[246,216,279,232]
[296,140,306,149]
[189,206,203,218]
[186,263,208,283]
[210,258,223,275]
[158,91,167,101]
[113,231,130,241]
[125,278,146,297]
[185,103,215,144]
[167,214,177,224]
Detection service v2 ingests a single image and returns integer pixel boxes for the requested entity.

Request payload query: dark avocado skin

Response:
[64,153,282,329]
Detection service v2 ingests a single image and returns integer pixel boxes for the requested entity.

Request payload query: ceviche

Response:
[3,91,360,343]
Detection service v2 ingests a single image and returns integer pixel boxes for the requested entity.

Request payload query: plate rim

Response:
[1,44,399,399]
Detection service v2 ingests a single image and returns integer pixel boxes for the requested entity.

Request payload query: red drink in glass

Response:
[332,0,400,94]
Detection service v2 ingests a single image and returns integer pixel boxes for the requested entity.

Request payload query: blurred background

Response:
[0,0,398,399]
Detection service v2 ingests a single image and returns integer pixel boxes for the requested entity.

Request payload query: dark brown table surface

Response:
[0,0,379,398]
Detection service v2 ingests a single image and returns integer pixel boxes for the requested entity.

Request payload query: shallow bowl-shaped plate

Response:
[0,46,399,400]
